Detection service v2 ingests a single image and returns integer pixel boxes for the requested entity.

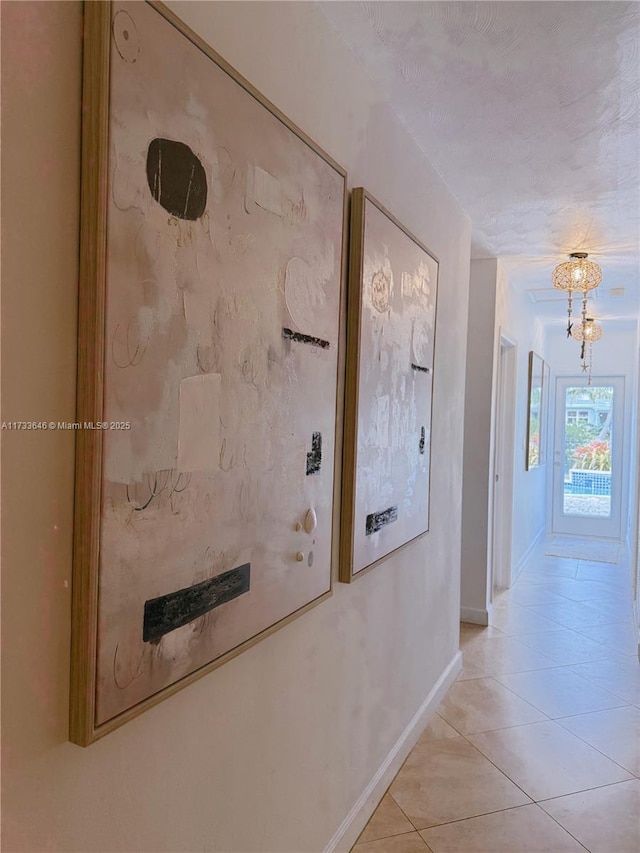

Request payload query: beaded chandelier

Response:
[552,253,602,338]
[571,318,603,384]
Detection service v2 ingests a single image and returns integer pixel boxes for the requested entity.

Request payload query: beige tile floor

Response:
[352,540,640,853]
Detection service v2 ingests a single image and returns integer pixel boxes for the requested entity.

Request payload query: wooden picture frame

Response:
[340,188,439,582]
[526,351,547,470]
[71,0,347,745]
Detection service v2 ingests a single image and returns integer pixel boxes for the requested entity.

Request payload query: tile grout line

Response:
[552,716,639,778]
[387,716,539,836]
[489,672,632,719]
[418,802,593,853]
[548,660,638,705]
[536,777,640,805]
[532,801,593,852]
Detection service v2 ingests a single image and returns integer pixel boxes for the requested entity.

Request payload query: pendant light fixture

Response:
[571,317,603,385]
[552,252,602,337]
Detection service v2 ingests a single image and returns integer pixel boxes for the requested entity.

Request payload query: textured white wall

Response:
[461,259,498,620]
[635,328,640,653]
[494,263,546,579]
[1,2,471,851]
[461,259,547,614]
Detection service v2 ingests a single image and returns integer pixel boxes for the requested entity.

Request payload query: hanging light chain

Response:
[552,252,602,340]
[571,317,603,385]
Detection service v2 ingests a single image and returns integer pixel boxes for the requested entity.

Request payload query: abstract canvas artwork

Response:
[526,351,548,469]
[70,1,346,744]
[540,360,550,465]
[341,189,438,582]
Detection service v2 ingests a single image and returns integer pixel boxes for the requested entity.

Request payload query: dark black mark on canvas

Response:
[146,138,207,221]
[283,328,330,350]
[143,563,250,643]
[419,426,426,455]
[306,432,322,475]
[366,506,398,536]
[411,363,430,374]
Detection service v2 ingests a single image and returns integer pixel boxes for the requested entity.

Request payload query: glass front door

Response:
[552,377,624,539]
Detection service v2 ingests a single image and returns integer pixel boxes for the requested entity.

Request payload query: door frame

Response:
[491,333,517,591]
[551,375,625,540]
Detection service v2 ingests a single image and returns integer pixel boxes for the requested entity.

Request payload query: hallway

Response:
[353,540,640,852]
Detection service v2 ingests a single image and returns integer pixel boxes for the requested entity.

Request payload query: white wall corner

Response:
[460,259,499,619]
[460,605,491,626]
[512,524,546,583]
[324,650,463,853]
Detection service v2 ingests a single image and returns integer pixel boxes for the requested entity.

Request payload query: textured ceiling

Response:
[321,1,640,321]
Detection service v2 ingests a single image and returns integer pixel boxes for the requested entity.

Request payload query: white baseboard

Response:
[324,650,463,853]
[460,606,491,626]
[512,526,545,583]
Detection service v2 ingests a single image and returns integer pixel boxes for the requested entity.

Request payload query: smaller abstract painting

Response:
[526,351,549,470]
[341,188,439,581]
[541,360,550,465]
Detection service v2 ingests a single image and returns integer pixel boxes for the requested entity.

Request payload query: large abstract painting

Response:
[341,189,438,582]
[70,1,346,744]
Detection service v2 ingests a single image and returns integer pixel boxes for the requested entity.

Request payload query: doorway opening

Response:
[491,334,517,593]
[552,376,625,541]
